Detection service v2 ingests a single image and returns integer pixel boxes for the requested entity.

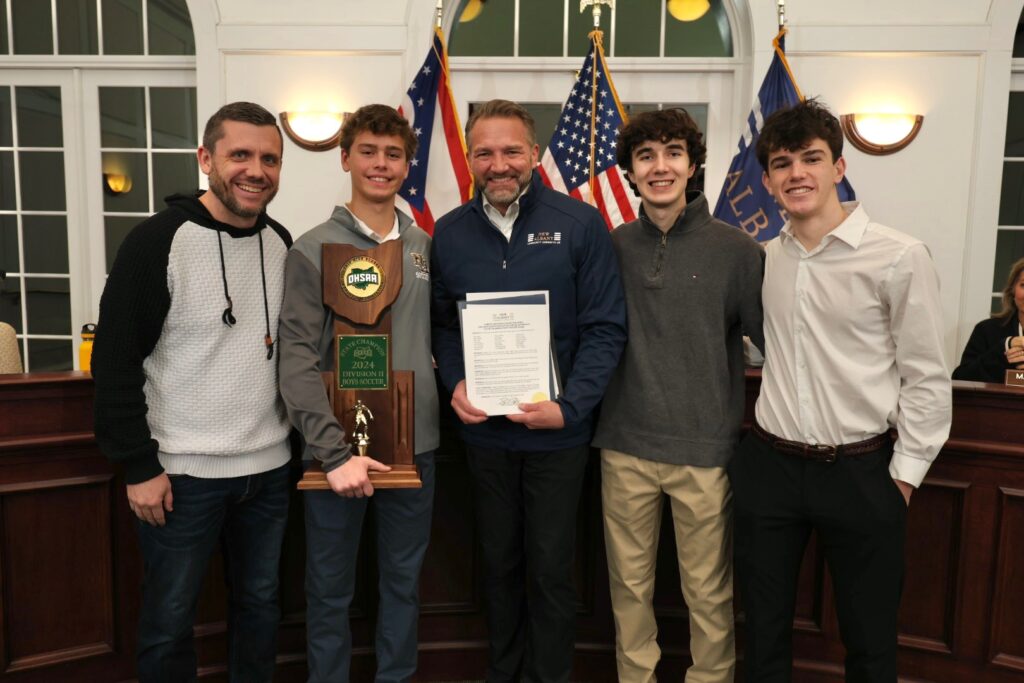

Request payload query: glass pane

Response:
[102,0,143,55]
[22,215,68,274]
[569,3,610,57]
[0,214,18,273]
[519,0,564,57]
[518,103,563,156]
[102,151,149,212]
[624,103,709,134]
[27,339,73,371]
[0,274,21,332]
[614,0,660,57]
[0,87,12,146]
[999,161,1024,226]
[152,153,197,205]
[449,0,514,57]
[665,0,733,57]
[147,0,195,55]
[1006,92,1024,158]
[104,215,138,273]
[11,0,53,54]
[20,153,66,211]
[0,152,14,210]
[992,295,1003,315]
[0,0,8,54]
[25,277,70,334]
[57,0,98,54]
[16,87,63,148]
[993,229,1024,292]
[100,87,146,148]
[151,87,197,148]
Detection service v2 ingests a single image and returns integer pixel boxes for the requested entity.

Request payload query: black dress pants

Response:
[466,443,589,683]
[729,431,907,683]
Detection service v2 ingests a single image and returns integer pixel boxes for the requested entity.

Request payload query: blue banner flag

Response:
[713,30,855,242]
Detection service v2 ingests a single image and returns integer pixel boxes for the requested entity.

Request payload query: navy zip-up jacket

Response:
[430,172,627,451]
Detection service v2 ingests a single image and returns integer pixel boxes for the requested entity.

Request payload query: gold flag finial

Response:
[580,0,613,30]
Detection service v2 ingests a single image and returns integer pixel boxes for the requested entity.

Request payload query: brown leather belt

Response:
[751,422,891,463]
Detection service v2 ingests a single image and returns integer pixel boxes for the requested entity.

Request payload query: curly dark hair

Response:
[616,108,706,197]
[339,104,418,160]
[755,98,844,172]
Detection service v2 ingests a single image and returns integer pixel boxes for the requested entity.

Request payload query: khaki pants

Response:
[601,449,735,683]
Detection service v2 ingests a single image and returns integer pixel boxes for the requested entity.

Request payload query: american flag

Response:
[397,28,473,234]
[538,32,639,230]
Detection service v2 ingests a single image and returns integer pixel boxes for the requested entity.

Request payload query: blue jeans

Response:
[135,462,290,683]
[304,451,436,683]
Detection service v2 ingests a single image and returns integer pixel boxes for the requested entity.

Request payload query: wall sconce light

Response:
[667,0,711,22]
[279,111,347,152]
[840,113,924,156]
[104,173,133,195]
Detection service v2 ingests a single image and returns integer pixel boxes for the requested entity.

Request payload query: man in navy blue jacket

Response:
[431,99,627,683]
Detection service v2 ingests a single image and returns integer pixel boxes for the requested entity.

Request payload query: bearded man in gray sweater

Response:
[593,108,764,683]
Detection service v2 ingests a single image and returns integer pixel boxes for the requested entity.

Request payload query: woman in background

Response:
[953,256,1024,382]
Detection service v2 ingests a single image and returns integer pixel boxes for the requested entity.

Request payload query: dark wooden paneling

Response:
[1,373,1024,682]
[1,476,116,673]
[990,487,1024,673]
[898,478,968,654]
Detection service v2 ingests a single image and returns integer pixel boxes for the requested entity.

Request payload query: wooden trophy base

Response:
[297,459,422,490]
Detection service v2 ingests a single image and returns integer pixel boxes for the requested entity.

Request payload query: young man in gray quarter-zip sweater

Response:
[592,108,764,683]
[278,104,439,683]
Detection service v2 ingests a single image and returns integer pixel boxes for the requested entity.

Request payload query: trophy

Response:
[297,240,422,489]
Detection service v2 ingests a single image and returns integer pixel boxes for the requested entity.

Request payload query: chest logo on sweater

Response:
[340,256,385,301]
[411,252,430,281]
[527,231,561,246]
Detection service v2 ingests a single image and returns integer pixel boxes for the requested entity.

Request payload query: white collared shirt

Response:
[346,206,400,243]
[755,202,952,488]
[482,189,526,242]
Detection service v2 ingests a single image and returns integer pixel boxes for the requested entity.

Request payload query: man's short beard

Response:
[207,166,277,220]
[476,170,531,208]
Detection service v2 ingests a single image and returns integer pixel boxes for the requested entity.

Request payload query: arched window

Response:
[995,6,1024,311]
[450,0,732,58]
[0,0,197,371]
[444,0,743,201]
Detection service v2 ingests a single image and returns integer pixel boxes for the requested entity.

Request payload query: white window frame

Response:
[0,60,194,369]
[444,1,749,210]
[80,68,197,325]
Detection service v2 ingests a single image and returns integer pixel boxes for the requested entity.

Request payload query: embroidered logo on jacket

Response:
[527,232,562,246]
[411,252,430,281]
[341,256,385,300]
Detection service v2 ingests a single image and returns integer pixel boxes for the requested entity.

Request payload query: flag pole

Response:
[580,0,613,202]
[777,0,786,32]
[436,0,443,29]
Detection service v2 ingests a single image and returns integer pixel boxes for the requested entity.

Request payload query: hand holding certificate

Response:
[461,291,558,417]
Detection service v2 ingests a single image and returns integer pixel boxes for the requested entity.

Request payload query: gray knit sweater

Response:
[592,192,764,467]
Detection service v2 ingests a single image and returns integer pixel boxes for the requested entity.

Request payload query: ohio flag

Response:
[397,28,472,234]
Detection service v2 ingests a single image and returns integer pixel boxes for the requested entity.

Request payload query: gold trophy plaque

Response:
[297,240,421,489]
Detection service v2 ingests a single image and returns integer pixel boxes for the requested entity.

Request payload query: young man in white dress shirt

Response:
[728,99,952,682]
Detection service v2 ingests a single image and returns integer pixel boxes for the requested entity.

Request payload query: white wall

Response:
[188,0,1024,364]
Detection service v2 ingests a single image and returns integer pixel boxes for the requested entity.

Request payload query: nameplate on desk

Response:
[1006,369,1024,387]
